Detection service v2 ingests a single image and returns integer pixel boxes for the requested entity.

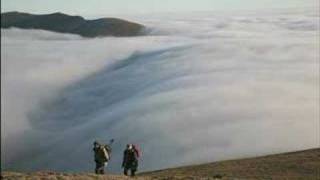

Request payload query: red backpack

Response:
[133,144,141,158]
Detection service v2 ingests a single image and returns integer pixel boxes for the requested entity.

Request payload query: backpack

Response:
[94,145,109,162]
[104,145,112,156]
[100,146,110,162]
[133,145,141,158]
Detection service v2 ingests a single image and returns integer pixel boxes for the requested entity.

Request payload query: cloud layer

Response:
[1,8,319,172]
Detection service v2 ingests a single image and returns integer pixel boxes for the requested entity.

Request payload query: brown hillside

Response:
[143,148,320,179]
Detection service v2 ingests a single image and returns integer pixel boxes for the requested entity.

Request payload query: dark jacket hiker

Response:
[122,144,139,176]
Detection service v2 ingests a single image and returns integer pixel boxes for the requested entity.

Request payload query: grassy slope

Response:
[143,148,320,179]
[2,148,320,180]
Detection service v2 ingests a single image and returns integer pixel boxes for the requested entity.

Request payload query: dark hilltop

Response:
[1,11,145,37]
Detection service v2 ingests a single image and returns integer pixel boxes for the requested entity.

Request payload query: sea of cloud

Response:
[1,7,319,172]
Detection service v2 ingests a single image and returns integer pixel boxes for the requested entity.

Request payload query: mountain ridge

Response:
[1,11,145,37]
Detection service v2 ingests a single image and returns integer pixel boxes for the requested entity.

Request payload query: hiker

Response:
[122,144,139,177]
[93,141,110,174]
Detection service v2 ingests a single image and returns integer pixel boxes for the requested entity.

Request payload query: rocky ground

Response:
[2,148,320,180]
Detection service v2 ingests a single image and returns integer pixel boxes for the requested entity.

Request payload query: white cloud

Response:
[1,8,319,172]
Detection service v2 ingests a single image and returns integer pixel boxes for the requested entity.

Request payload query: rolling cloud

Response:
[1,8,319,173]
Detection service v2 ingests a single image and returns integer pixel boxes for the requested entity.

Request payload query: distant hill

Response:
[1,11,145,37]
[2,148,319,179]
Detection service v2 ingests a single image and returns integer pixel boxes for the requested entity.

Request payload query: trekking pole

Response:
[109,139,115,146]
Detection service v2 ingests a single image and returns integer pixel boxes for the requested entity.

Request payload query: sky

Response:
[1,0,318,16]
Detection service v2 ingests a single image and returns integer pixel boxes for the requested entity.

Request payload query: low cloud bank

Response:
[1,8,319,172]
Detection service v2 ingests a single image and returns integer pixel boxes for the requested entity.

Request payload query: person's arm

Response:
[122,150,127,168]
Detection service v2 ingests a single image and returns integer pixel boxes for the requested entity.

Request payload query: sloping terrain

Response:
[1,11,145,37]
[2,148,319,179]
[143,148,320,179]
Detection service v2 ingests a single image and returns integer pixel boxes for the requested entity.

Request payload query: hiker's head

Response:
[127,144,133,150]
[94,141,100,147]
